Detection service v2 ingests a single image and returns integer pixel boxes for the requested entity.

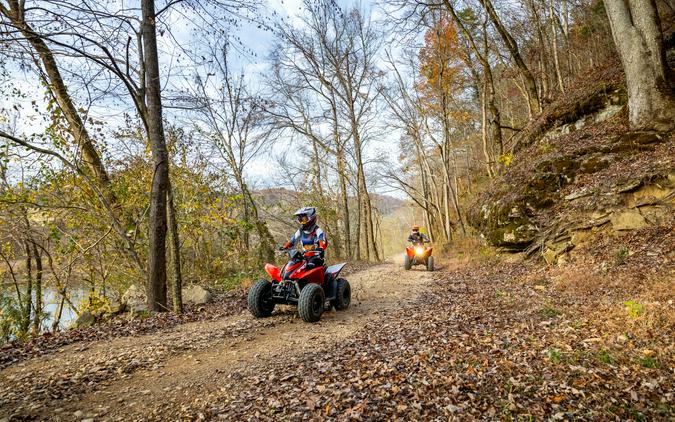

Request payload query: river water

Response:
[1,283,87,331]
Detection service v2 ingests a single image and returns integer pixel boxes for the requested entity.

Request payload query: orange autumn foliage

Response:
[417,16,468,120]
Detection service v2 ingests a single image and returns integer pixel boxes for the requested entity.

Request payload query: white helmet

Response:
[294,206,317,232]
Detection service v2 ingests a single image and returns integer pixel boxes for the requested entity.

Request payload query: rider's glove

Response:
[280,241,293,251]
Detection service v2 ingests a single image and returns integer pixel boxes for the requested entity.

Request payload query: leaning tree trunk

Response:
[549,0,565,93]
[1,2,146,275]
[604,0,675,131]
[336,150,351,260]
[478,0,541,115]
[142,0,170,311]
[4,8,111,188]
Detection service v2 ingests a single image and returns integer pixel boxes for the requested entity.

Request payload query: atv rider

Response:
[281,207,327,269]
[407,225,430,245]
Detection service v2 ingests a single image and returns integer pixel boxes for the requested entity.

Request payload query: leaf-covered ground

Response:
[0,244,672,421]
[183,250,673,421]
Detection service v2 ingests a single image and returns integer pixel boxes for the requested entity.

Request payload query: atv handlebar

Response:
[276,246,324,260]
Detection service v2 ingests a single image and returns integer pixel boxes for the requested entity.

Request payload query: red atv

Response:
[247,249,351,322]
[404,243,434,271]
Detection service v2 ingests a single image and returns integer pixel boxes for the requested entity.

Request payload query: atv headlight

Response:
[414,246,424,255]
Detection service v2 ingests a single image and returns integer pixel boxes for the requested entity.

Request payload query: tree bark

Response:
[142,0,169,311]
[167,181,183,313]
[604,0,675,130]
[349,103,378,261]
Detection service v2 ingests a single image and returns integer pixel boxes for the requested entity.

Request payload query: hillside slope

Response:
[469,57,674,269]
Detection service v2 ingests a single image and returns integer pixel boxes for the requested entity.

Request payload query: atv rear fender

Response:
[323,263,346,301]
[265,263,282,282]
[324,263,346,283]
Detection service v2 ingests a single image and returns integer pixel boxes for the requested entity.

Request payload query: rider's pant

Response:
[306,256,324,269]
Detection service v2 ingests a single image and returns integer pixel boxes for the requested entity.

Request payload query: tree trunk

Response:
[604,0,675,130]
[549,0,565,93]
[52,294,65,333]
[142,0,169,311]
[447,158,466,235]
[167,181,183,313]
[481,29,504,163]
[354,191,361,260]
[336,149,351,260]
[464,148,473,194]
[445,2,503,169]
[21,241,33,336]
[241,182,275,264]
[353,126,379,261]
[528,0,551,98]
[480,86,494,177]
[31,243,43,335]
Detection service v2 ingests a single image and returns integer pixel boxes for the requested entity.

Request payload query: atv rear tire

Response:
[248,280,275,318]
[333,278,351,310]
[404,254,412,270]
[298,283,325,322]
[426,256,435,271]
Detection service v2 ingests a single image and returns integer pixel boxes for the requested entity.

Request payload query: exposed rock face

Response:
[610,210,648,230]
[182,285,213,305]
[472,202,539,250]
[121,285,148,312]
[470,119,673,254]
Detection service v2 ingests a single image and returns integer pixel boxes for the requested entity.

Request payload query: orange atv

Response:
[404,243,434,271]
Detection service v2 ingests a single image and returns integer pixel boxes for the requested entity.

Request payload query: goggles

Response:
[297,214,310,224]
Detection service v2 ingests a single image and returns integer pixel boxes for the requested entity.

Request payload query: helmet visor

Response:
[296,214,309,224]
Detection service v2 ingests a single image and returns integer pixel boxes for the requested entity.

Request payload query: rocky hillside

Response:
[470,57,674,268]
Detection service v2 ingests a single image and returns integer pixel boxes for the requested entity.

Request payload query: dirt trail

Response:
[0,256,434,421]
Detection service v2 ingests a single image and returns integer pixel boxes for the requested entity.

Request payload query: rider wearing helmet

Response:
[282,206,327,269]
[407,225,430,245]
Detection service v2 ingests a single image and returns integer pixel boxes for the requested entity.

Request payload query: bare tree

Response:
[266,0,382,261]
[189,42,275,264]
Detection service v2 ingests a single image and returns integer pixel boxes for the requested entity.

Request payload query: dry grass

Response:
[444,235,502,267]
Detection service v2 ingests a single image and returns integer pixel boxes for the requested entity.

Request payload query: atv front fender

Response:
[265,263,282,282]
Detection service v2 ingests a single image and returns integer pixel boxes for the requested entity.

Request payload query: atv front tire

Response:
[298,283,325,322]
[404,255,412,270]
[248,280,275,318]
[333,278,351,310]
[426,256,435,272]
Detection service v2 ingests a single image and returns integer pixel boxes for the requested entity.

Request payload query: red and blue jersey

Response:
[289,226,327,251]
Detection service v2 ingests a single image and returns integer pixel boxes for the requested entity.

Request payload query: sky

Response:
[1,0,406,197]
